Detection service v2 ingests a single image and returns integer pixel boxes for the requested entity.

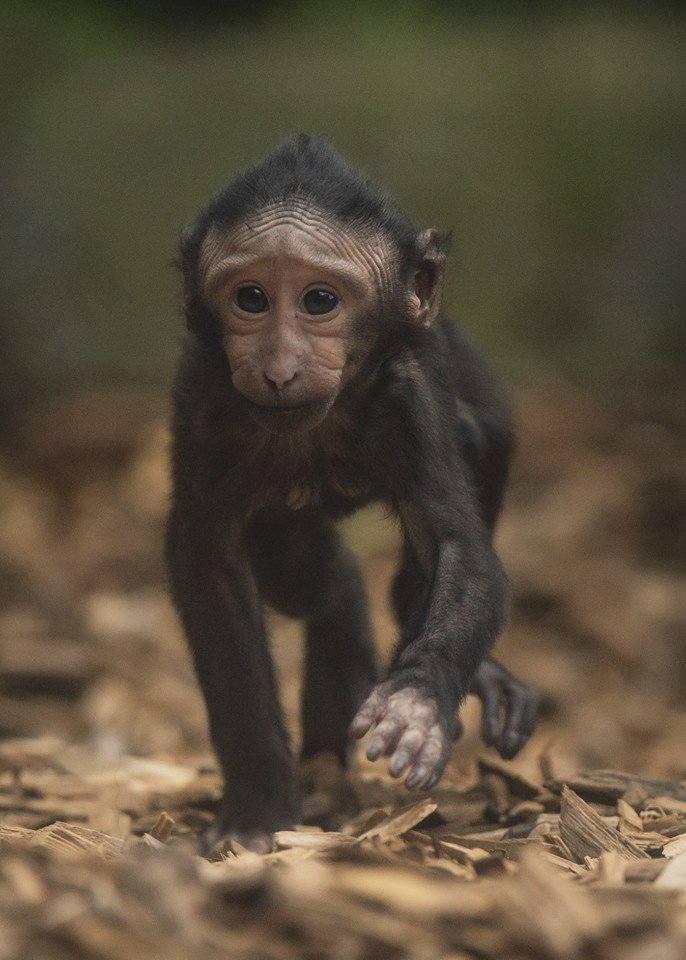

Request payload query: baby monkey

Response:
[167,136,538,853]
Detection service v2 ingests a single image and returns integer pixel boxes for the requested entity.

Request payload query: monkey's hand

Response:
[470,658,539,760]
[350,683,452,791]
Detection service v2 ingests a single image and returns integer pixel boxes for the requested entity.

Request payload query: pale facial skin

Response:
[199,201,402,432]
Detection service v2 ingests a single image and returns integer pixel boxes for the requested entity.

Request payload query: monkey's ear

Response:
[178,223,204,329]
[408,228,449,329]
[178,223,196,281]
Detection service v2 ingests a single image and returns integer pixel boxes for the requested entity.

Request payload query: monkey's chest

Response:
[252,457,375,518]
[289,473,373,515]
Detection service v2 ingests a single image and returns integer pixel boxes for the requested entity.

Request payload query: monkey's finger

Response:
[478,684,503,748]
[366,715,407,761]
[405,726,446,790]
[405,758,439,791]
[350,689,388,739]
[500,685,539,760]
[388,726,426,778]
[424,770,442,792]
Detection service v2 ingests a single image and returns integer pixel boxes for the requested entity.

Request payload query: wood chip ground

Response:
[0,743,685,959]
[0,385,684,959]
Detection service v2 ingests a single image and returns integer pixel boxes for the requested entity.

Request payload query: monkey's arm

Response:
[352,523,506,788]
[352,393,508,788]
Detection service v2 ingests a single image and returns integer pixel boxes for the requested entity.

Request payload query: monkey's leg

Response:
[301,545,377,763]
[459,407,539,756]
[470,658,538,759]
[247,508,377,764]
[391,539,536,760]
[166,509,298,853]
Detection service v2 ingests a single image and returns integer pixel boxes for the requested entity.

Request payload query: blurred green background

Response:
[2,1,685,405]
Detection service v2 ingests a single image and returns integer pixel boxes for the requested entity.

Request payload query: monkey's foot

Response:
[470,659,539,760]
[199,791,298,857]
[350,684,451,791]
[199,820,275,857]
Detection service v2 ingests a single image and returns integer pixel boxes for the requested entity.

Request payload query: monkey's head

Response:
[181,136,448,434]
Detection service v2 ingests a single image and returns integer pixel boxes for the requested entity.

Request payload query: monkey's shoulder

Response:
[373,320,512,427]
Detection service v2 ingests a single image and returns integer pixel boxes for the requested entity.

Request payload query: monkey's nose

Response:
[264,370,298,394]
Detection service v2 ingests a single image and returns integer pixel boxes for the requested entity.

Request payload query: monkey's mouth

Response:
[244,396,335,434]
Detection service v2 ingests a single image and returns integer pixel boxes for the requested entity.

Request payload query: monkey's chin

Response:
[245,397,335,435]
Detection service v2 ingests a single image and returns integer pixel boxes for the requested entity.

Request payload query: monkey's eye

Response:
[234,285,269,314]
[302,289,339,316]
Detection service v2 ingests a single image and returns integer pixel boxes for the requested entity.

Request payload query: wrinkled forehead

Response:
[199,199,399,300]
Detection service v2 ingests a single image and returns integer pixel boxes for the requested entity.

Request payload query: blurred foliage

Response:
[1,1,685,400]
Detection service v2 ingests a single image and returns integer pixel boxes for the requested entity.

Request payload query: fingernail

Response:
[367,739,383,761]
[501,736,519,760]
[424,773,439,792]
[484,722,498,745]
[389,754,408,778]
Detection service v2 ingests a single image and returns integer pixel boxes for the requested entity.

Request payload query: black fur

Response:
[182,135,418,285]
[166,137,537,846]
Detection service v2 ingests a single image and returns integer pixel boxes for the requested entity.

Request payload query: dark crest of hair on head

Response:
[181,134,422,289]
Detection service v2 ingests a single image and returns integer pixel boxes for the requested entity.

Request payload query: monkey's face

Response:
[199,203,398,433]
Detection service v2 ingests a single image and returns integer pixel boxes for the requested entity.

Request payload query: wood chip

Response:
[549,772,686,805]
[618,797,644,832]
[274,830,356,850]
[149,811,175,843]
[655,851,686,891]
[31,822,125,859]
[477,757,541,800]
[357,799,437,842]
[662,834,686,859]
[559,787,648,863]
